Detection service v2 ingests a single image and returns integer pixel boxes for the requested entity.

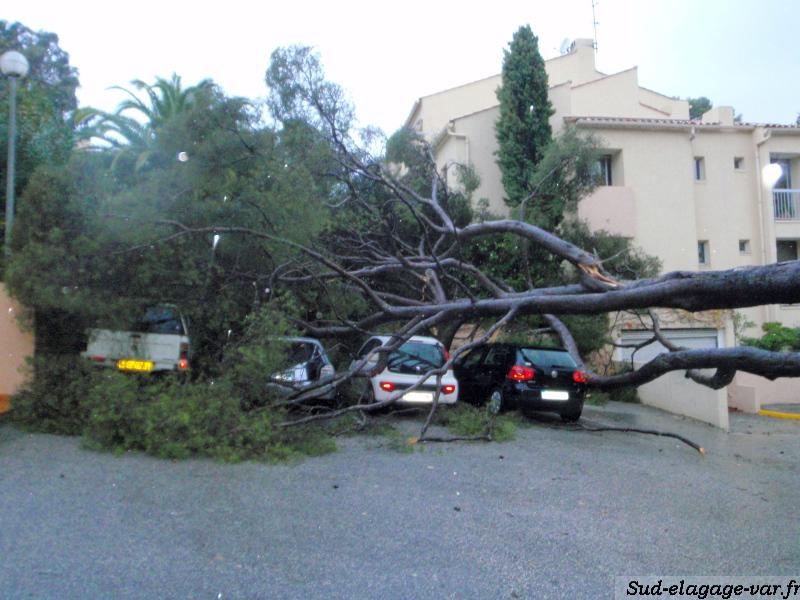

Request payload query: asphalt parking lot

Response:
[1,402,799,599]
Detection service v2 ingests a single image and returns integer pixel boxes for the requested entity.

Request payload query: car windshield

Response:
[388,341,445,373]
[519,348,576,369]
[132,307,184,335]
[275,341,316,366]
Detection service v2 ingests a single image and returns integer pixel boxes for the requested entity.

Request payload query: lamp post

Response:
[1,50,29,257]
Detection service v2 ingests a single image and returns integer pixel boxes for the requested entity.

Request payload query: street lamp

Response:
[1,50,29,257]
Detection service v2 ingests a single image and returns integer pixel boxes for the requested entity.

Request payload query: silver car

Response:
[268,337,337,402]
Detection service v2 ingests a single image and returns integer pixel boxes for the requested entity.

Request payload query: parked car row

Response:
[82,312,586,421]
[347,335,587,422]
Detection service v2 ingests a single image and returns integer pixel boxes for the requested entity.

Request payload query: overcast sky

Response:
[7,0,800,132]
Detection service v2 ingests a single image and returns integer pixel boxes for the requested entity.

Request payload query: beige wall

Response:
[637,370,730,430]
[408,75,501,140]
[641,88,690,119]
[0,283,34,412]
[577,186,636,237]
[548,83,572,134]
[409,38,602,137]
[730,372,800,413]
[587,127,701,272]
[691,130,761,272]
[411,37,687,137]
[570,69,675,119]
[441,107,506,214]
[544,39,603,87]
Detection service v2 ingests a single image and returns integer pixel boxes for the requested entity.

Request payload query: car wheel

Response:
[363,383,376,405]
[560,407,582,423]
[487,388,504,414]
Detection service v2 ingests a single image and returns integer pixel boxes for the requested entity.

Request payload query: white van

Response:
[81,306,191,374]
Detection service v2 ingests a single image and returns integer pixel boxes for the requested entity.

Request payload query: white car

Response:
[350,335,459,406]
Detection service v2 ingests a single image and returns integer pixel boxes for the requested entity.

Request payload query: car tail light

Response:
[442,384,456,395]
[573,370,587,383]
[506,365,535,381]
[320,364,335,378]
[179,343,189,360]
[178,358,189,370]
[379,381,395,392]
[91,355,105,363]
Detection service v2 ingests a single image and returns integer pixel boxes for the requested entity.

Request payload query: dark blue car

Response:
[453,344,587,422]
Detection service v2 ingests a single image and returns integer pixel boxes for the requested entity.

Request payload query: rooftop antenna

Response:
[591,0,599,53]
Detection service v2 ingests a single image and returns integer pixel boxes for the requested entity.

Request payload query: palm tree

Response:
[82,74,215,172]
[111,74,213,128]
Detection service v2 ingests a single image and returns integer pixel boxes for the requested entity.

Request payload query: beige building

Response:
[406,38,800,423]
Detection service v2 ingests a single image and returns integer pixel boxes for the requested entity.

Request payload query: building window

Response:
[734,157,744,170]
[593,155,613,186]
[777,240,798,262]
[414,119,423,132]
[694,157,706,181]
[739,239,751,255]
[771,158,792,189]
[698,240,710,265]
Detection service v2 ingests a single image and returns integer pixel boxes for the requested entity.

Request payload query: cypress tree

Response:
[495,25,554,209]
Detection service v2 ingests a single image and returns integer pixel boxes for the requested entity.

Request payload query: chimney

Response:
[571,38,596,52]
[701,106,735,126]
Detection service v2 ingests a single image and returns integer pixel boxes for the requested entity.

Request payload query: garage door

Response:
[618,328,720,364]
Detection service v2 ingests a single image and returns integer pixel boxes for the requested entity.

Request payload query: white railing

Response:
[773,189,800,220]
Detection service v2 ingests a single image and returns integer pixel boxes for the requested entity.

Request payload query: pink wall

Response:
[0,284,34,412]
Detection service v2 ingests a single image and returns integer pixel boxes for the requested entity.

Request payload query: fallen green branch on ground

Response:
[418,404,519,444]
[12,356,338,463]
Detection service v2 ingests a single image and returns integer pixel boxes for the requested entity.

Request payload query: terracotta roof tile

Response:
[570,116,800,129]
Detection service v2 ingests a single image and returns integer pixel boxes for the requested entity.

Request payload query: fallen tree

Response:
[14,46,797,438]
[129,45,800,427]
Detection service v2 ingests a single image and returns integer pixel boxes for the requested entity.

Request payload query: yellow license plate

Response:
[117,359,154,372]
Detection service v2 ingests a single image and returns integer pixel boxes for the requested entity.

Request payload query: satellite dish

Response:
[559,38,573,55]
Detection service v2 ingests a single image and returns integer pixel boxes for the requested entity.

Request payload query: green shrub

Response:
[81,371,147,451]
[82,376,336,462]
[597,363,641,403]
[587,387,639,404]
[13,352,337,463]
[742,322,800,352]
[11,355,99,435]
[221,307,299,409]
[585,391,609,406]
[607,386,640,404]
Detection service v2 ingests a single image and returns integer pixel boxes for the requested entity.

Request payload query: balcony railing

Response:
[773,189,800,220]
